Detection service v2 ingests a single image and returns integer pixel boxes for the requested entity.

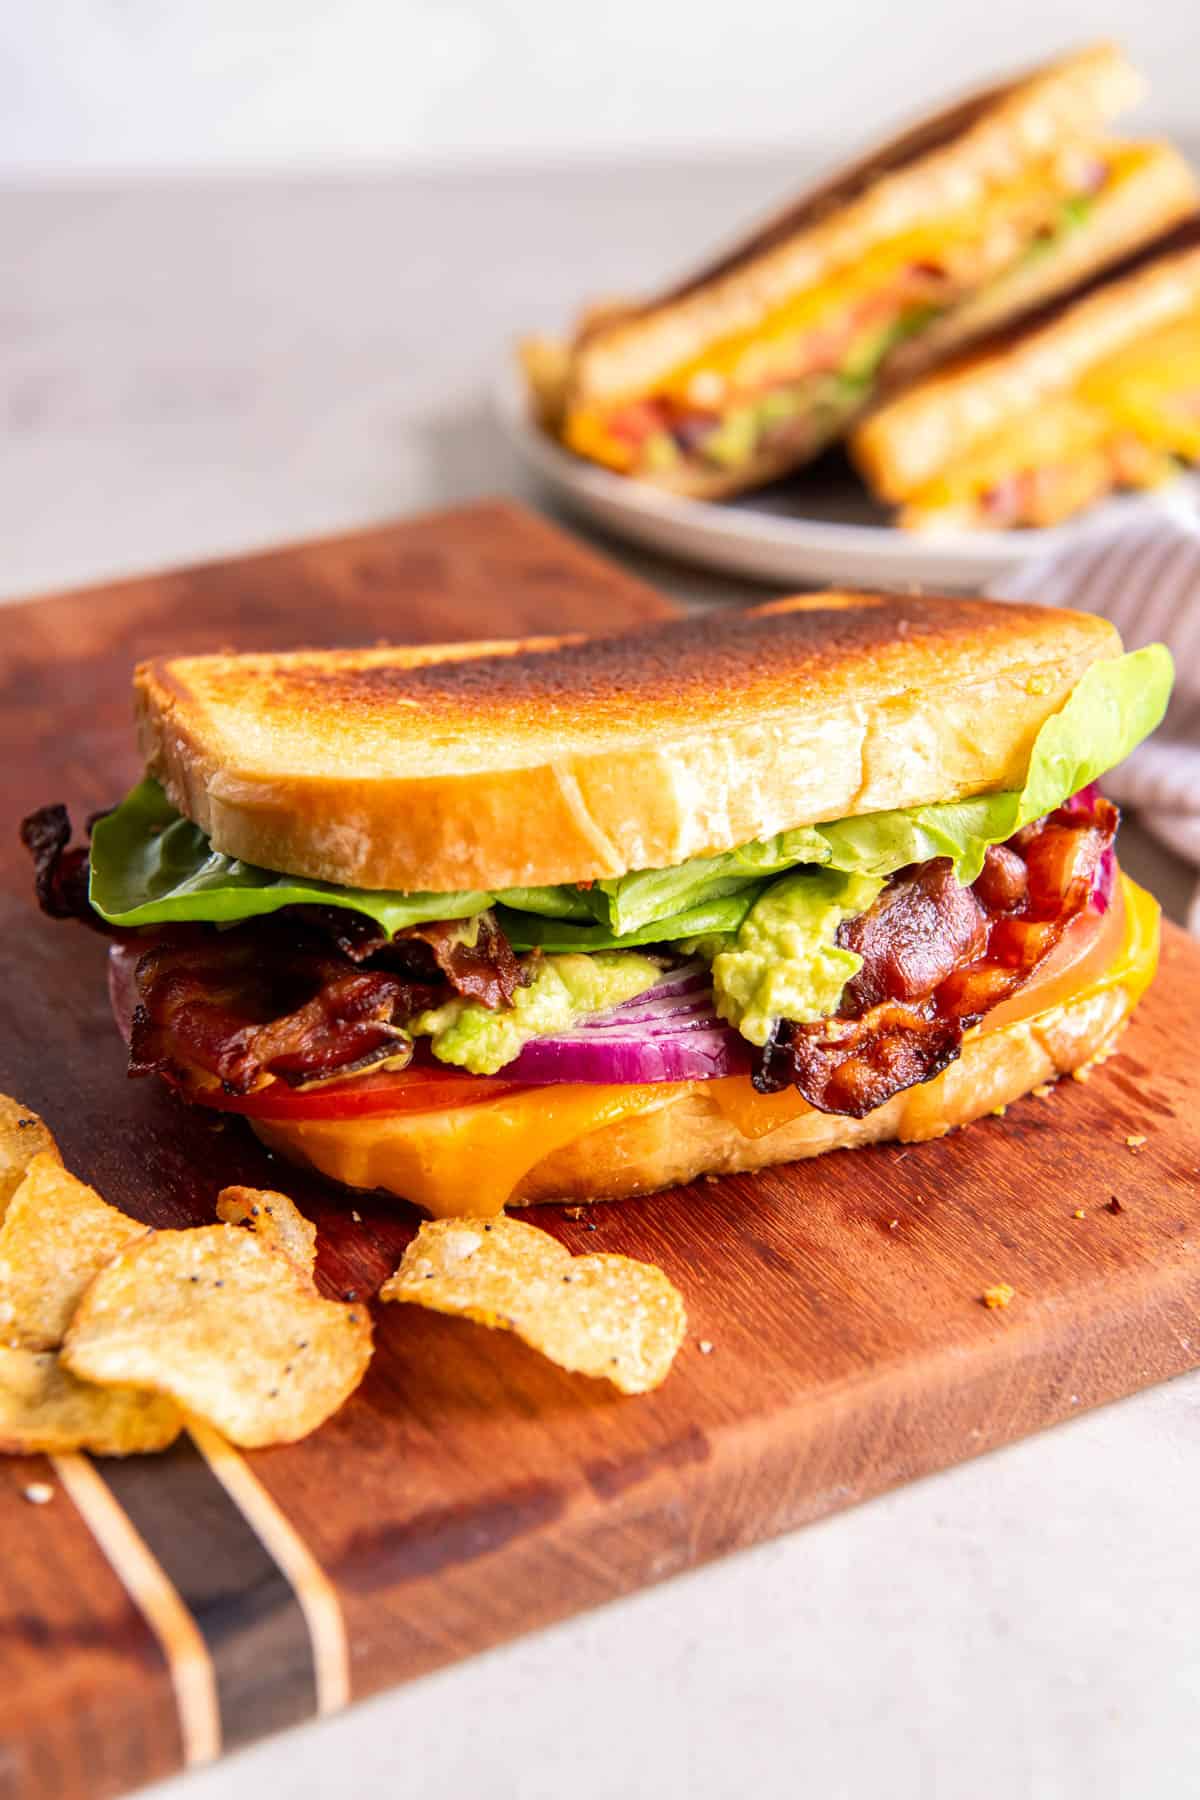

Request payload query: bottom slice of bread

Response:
[251,879,1158,1215]
[511,978,1134,1204]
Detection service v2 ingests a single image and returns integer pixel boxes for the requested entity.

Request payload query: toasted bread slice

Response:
[854,216,1200,501]
[569,43,1142,412]
[135,594,1119,894]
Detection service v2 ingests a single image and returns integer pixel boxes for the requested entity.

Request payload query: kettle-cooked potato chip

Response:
[216,1185,318,1278]
[63,1225,373,1448]
[380,1216,686,1395]
[0,1095,60,1221]
[0,1154,147,1350]
[0,1345,182,1456]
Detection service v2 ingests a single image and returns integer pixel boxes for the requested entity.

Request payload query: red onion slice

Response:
[504,1024,749,1085]
[503,960,749,1084]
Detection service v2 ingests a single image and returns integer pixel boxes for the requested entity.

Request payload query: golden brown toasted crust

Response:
[134,593,1120,893]
[251,958,1143,1209]
[570,43,1142,410]
[853,226,1200,501]
[882,141,1198,383]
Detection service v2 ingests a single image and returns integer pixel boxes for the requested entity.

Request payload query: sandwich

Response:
[852,215,1200,530]
[523,44,1196,499]
[22,594,1171,1217]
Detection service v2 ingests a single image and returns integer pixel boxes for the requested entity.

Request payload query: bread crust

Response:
[571,44,1141,409]
[251,948,1146,1210]
[854,231,1200,501]
[135,594,1119,893]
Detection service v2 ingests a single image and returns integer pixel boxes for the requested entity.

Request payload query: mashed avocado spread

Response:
[411,952,663,1075]
[706,870,885,1046]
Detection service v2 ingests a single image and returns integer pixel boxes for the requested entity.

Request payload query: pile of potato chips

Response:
[0,1093,686,1459]
[0,1097,372,1453]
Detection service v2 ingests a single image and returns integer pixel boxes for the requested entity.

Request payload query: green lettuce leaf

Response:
[496,891,761,952]
[89,645,1172,941]
[592,827,830,935]
[817,644,1173,883]
[89,779,489,933]
[492,885,599,923]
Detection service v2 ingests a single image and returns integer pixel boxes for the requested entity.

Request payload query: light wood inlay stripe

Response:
[187,1419,350,1715]
[51,1452,221,1767]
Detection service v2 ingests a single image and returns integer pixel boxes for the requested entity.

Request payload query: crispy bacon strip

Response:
[227,906,525,1007]
[126,905,528,1095]
[128,922,442,1095]
[21,801,526,1084]
[756,1005,962,1117]
[754,797,1118,1118]
[19,804,100,926]
[837,859,987,1015]
[401,914,525,1008]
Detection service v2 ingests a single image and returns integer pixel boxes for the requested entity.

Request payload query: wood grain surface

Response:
[1,500,1198,1800]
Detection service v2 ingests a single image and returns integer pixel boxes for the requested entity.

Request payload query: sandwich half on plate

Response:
[523,43,1195,500]
[24,595,1171,1217]
[852,215,1200,530]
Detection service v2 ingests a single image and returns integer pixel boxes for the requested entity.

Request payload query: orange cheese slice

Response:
[252,1080,679,1220]
[254,875,1158,1215]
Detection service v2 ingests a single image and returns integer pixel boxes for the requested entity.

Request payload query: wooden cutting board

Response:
[1,500,1198,1800]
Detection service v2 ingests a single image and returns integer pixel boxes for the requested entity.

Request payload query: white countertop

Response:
[4,159,1196,1800]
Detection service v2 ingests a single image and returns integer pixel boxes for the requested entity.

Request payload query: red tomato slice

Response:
[170,1065,527,1121]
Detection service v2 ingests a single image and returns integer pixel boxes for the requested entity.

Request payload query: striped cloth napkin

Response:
[1002,508,1200,936]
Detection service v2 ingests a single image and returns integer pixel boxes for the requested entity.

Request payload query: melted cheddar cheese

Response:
[252,876,1159,1218]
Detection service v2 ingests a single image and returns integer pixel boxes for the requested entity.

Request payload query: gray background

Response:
[1,2,1194,175]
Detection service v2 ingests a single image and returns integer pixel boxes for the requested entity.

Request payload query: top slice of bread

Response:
[854,215,1200,500]
[135,594,1120,894]
[569,42,1143,409]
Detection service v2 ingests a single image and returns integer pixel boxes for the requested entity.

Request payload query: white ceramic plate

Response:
[495,363,1196,591]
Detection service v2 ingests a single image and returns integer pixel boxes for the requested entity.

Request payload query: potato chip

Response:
[0,1094,60,1220]
[215,1185,318,1278]
[380,1217,686,1395]
[0,1153,147,1351]
[0,1345,181,1455]
[63,1225,373,1447]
